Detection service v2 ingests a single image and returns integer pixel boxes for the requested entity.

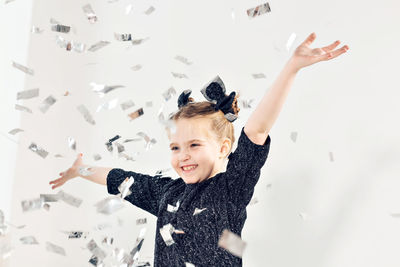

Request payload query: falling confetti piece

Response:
[246,2,271,18]
[218,229,246,258]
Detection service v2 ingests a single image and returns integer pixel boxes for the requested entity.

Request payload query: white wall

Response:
[2,0,400,266]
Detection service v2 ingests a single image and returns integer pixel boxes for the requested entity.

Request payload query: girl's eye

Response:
[191,144,199,147]
[171,144,199,151]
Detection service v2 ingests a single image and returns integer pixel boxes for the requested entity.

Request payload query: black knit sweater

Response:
[107,126,271,266]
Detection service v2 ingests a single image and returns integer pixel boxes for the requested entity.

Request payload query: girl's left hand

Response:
[289,32,349,72]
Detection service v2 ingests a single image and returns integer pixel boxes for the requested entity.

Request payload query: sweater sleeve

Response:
[107,168,172,216]
[225,126,271,207]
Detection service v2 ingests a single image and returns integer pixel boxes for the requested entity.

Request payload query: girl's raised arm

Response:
[49,153,112,188]
[244,32,349,145]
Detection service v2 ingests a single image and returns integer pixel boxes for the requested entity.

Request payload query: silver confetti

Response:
[120,100,135,111]
[57,190,83,208]
[15,104,32,113]
[31,26,44,34]
[290,131,297,142]
[16,88,39,100]
[87,239,106,260]
[175,55,192,65]
[185,263,195,267]
[21,197,44,212]
[89,255,102,266]
[159,223,175,246]
[128,108,144,121]
[246,2,271,18]
[20,236,39,245]
[93,154,102,161]
[240,99,254,109]
[95,196,125,215]
[193,207,207,216]
[218,229,246,258]
[39,95,57,113]
[144,6,155,15]
[249,197,258,206]
[88,41,110,52]
[82,4,97,23]
[12,61,34,75]
[329,151,334,162]
[132,37,149,45]
[40,194,59,202]
[95,222,112,231]
[96,98,118,112]
[46,242,66,256]
[115,142,125,153]
[117,176,134,199]
[136,132,156,150]
[266,183,272,190]
[68,136,76,150]
[119,152,137,161]
[102,236,114,245]
[90,82,124,97]
[8,128,24,135]
[79,166,94,176]
[77,104,96,125]
[114,33,132,41]
[171,72,188,79]
[162,87,176,102]
[299,212,309,220]
[64,231,88,239]
[125,4,133,14]
[28,142,49,158]
[167,200,180,213]
[145,101,152,107]
[286,32,297,51]
[252,73,266,79]
[131,64,142,71]
[51,24,71,33]
[136,218,147,225]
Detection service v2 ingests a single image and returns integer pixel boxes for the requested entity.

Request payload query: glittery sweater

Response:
[107,126,271,267]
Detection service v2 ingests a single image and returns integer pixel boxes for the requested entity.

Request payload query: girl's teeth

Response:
[183,165,196,171]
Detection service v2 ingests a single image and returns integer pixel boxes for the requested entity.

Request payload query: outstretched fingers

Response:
[321,45,349,61]
[300,32,317,47]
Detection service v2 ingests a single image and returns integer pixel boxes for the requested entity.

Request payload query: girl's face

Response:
[168,118,230,184]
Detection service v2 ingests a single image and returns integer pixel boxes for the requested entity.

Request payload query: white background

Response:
[1,0,400,266]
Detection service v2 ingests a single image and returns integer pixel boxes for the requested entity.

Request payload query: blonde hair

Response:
[168,94,240,154]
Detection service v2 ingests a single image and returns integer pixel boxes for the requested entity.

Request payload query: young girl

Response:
[49,33,349,266]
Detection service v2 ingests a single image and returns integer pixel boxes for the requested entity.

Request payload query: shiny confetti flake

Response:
[15,104,33,113]
[12,61,34,75]
[159,223,175,246]
[51,24,71,33]
[21,197,44,212]
[128,108,144,121]
[17,88,39,100]
[286,32,297,51]
[119,152,137,161]
[40,194,59,202]
[125,4,133,14]
[329,151,334,162]
[167,200,180,213]
[185,263,195,267]
[78,166,94,176]
[65,231,88,239]
[28,143,49,158]
[249,197,258,206]
[82,4,97,23]
[57,190,83,208]
[299,212,309,220]
[90,82,124,97]
[68,136,76,150]
[240,99,254,109]
[175,55,192,65]
[93,154,102,161]
[88,41,110,52]
[114,33,132,41]
[144,6,155,15]
[89,254,101,266]
[77,104,96,125]
[20,236,39,245]
[136,132,156,150]
[95,196,125,215]
[131,64,142,71]
[55,36,86,52]
[118,176,134,199]
[290,131,297,142]
[87,239,107,260]
[145,101,152,107]
[136,218,147,225]
[171,72,188,79]
[132,37,149,45]
[31,26,44,34]
[114,142,125,153]
[252,73,266,79]
[120,100,135,111]
[8,128,24,135]
[46,242,66,256]
[96,98,118,112]
[218,229,246,258]
[39,95,57,113]
[246,2,271,18]
[162,87,176,102]
[193,207,207,216]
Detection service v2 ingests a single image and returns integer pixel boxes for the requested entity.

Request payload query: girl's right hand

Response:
[49,153,84,190]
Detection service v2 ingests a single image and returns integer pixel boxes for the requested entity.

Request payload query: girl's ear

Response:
[219,138,232,158]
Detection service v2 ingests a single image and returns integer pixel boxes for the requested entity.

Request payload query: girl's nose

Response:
[178,150,190,161]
